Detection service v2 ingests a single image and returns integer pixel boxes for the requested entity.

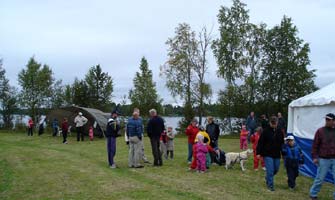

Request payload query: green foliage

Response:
[162,24,213,125]
[129,57,162,117]
[0,60,18,128]
[213,1,317,119]
[212,0,249,86]
[259,16,317,113]
[49,80,66,109]
[85,65,114,111]
[18,57,54,121]
[72,78,90,107]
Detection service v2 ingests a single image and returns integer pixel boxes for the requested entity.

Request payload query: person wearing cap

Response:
[256,116,284,191]
[74,112,88,141]
[105,110,121,168]
[185,119,199,164]
[309,113,335,200]
[147,109,165,166]
[282,135,304,190]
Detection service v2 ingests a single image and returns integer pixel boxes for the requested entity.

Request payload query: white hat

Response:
[78,112,83,116]
[285,135,294,140]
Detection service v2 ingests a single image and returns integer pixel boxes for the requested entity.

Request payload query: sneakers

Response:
[254,169,259,171]
[110,164,116,169]
[309,196,318,200]
[262,167,266,171]
[267,186,275,192]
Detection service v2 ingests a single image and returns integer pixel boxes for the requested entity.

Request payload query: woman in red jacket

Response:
[185,119,199,163]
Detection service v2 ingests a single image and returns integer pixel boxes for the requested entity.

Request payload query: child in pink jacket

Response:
[196,134,208,173]
[89,126,94,141]
[240,125,248,150]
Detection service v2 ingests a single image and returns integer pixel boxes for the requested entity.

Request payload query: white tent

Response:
[287,82,335,182]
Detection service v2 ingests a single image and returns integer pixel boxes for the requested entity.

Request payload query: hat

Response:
[191,118,198,123]
[197,134,204,141]
[285,135,294,141]
[78,112,83,116]
[325,113,335,120]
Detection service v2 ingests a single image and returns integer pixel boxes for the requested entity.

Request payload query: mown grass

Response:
[0,131,333,200]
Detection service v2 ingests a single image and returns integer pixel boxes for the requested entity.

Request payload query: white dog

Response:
[225,149,253,171]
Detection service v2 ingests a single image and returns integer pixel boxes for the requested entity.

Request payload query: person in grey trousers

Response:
[127,110,144,168]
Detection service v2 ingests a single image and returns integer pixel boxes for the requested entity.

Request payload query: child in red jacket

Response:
[251,127,265,171]
[240,125,248,150]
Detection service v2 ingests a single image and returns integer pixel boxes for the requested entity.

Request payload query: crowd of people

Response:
[24,109,335,199]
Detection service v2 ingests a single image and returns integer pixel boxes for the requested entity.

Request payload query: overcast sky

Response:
[1,0,334,105]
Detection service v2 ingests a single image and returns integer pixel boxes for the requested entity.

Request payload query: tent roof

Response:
[289,82,335,107]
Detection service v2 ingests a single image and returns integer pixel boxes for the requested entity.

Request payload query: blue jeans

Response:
[187,143,193,162]
[107,137,116,166]
[264,157,280,189]
[309,158,335,199]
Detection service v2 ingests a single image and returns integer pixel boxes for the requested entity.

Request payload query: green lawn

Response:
[0,132,333,200]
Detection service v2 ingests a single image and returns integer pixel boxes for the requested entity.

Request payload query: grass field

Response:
[0,131,333,200]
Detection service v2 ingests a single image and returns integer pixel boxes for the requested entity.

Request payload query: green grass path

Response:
[0,132,333,200]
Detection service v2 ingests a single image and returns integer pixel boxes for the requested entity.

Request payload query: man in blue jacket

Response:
[127,110,144,168]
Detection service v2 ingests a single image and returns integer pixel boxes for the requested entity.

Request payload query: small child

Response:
[160,130,168,160]
[89,126,94,141]
[196,134,208,173]
[282,135,304,189]
[250,127,265,171]
[166,126,175,159]
[240,125,248,150]
[62,118,69,144]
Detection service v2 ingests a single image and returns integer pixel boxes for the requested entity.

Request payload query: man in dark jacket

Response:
[309,113,335,200]
[246,111,257,143]
[206,116,220,148]
[106,110,121,168]
[277,112,287,136]
[147,109,165,166]
[256,116,284,191]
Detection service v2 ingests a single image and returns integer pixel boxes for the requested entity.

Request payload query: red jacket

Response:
[250,132,261,150]
[185,125,199,144]
[28,119,34,128]
[312,127,335,159]
[62,121,68,132]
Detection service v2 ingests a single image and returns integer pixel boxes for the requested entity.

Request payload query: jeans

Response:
[107,137,116,166]
[264,157,280,189]
[187,143,193,162]
[309,158,335,199]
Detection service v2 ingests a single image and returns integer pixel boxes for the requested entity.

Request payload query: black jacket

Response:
[147,116,165,139]
[106,118,120,138]
[206,123,220,142]
[256,126,284,158]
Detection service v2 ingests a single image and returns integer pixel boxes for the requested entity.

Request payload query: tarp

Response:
[47,106,110,137]
[287,82,335,182]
